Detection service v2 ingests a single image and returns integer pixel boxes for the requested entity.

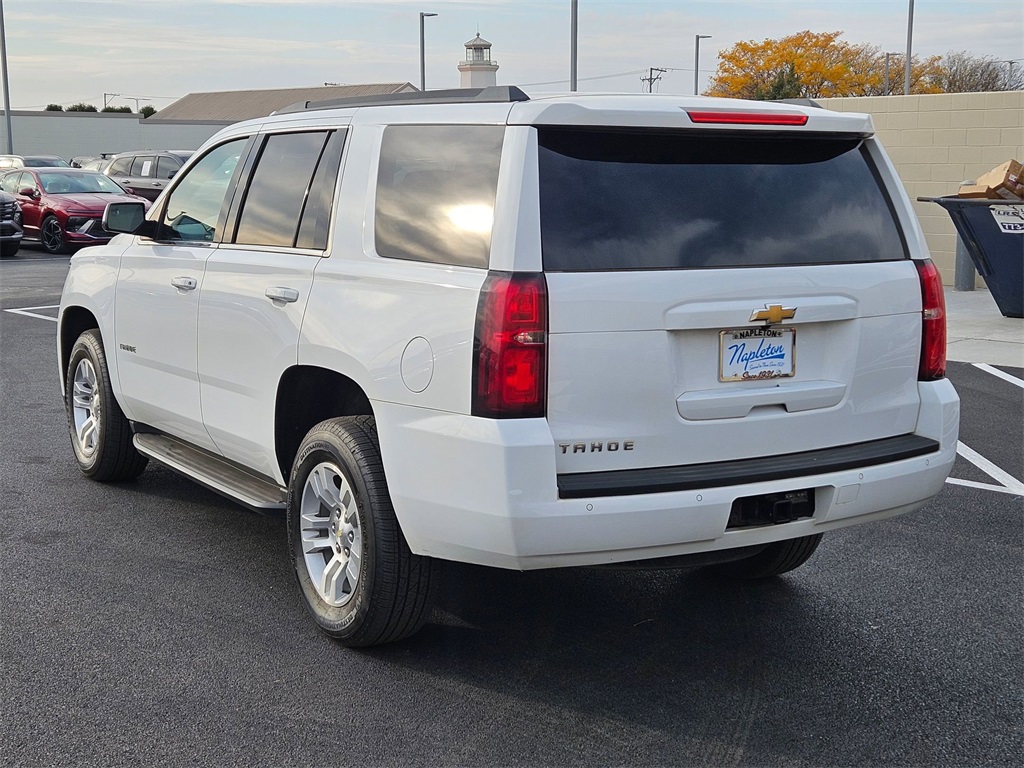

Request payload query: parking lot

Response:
[1,252,1021,766]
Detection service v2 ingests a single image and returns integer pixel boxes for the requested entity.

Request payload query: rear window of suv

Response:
[538,128,907,271]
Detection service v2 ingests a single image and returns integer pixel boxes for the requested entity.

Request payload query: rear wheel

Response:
[65,329,148,481]
[705,534,823,579]
[287,416,436,646]
[41,215,68,254]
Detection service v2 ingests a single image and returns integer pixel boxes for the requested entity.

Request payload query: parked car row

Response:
[0,169,150,254]
[0,149,189,256]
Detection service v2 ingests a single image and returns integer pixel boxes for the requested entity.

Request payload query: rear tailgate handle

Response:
[170,276,197,291]
[677,380,847,421]
[265,286,300,304]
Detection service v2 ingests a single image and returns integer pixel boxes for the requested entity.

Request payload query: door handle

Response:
[265,286,300,304]
[171,276,197,291]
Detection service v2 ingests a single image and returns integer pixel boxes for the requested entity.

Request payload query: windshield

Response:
[38,172,126,195]
[27,157,70,167]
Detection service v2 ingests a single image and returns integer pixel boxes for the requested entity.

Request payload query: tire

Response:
[0,240,19,258]
[41,215,68,254]
[65,329,148,481]
[287,416,436,646]
[705,534,823,579]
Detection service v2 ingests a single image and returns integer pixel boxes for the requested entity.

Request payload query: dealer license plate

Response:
[719,328,796,382]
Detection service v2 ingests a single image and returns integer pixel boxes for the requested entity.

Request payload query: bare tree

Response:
[936,51,1024,92]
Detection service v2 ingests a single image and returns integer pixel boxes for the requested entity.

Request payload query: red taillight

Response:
[472,272,547,418]
[916,259,947,381]
[686,110,809,126]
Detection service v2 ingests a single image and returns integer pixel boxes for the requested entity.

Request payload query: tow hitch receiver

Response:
[727,489,814,529]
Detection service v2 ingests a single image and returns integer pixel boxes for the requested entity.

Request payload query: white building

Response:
[458,34,499,88]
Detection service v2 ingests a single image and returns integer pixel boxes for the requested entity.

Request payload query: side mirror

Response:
[102,201,148,235]
[18,187,37,198]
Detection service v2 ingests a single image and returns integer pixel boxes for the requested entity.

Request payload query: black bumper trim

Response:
[556,434,941,499]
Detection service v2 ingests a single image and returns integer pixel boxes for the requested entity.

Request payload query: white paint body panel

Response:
[113,241,218,451]
[198,247,318,482]
[57,93,960,572]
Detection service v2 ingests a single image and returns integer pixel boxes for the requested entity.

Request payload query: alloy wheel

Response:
[42,218,64,253]
[299,462,363,607]
[71,358,100,457]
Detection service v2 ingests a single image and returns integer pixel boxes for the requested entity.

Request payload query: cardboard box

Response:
[956,184,996,199]
[959,159,1024,201]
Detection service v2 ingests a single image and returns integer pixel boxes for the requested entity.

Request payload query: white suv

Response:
[58,87,960,646]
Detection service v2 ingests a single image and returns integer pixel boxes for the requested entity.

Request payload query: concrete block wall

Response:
[0,111,231,163]
[818,91,1024,286]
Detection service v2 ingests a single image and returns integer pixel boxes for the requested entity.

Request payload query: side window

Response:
[108,157,132,176]
[19,174,38,194]
[296,130,345,250]
[233,131,332,248]
[374,125,504,269]
[155,156,181,180]
[1,173,21,193]
[130,155,155,178]
[160,138,247,242]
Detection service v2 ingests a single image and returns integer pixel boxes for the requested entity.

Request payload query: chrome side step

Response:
[133,433,287,511]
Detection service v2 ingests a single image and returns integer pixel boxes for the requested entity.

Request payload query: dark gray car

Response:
[103,150,193,201]
[0,189,23,257]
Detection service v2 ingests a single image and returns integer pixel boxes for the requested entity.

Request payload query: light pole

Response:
[884,52,900,95]
[904,0,915,95]
[419,12,437,92]
[694,34,711,96]
[0,0,14,152]
[570,0,578,92]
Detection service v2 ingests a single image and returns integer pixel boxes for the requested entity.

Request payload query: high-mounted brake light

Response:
[472,272,548,418]
[916,259,947,381]
[686,110,809,126]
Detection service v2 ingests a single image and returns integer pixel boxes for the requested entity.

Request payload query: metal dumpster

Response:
[921,197,1024,318]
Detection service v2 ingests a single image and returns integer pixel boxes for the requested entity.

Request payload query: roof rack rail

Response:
[275,85,531,115]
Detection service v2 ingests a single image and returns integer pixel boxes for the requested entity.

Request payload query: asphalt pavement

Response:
[1,252,1021,767]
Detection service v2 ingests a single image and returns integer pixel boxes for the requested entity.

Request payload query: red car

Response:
[0,168,150,254]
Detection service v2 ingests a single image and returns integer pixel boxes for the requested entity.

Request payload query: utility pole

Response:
[103,92,121,109]
[641,67,666,93]
[0,0,14,152]
[694,34,711,95]
[884,52,900,95]
[419,12,437,92]
[904,0,915,95]
[570,0,578,92]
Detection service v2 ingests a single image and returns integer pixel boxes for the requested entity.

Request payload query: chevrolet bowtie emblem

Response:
[750,304,797,324]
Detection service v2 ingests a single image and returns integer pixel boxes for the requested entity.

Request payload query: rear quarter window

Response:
[538,128,907,271]
[374,125,504,269]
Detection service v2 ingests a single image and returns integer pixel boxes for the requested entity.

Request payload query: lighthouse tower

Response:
[458,34,499,88]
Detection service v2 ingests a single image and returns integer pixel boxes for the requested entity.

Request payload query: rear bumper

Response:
[375,379,959,570]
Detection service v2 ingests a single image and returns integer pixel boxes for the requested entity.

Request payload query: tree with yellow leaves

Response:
[705,30,942,99]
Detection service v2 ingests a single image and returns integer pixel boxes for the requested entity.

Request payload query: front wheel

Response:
[41,215,68,254]
[287,416,436,646]
[65,329,148,481]
[0,240,19,258]
[705,534,823,579]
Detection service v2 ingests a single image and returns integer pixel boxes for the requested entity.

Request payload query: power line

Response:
[520,68,646,87]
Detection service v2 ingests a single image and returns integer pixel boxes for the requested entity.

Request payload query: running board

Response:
[133,433,287,511]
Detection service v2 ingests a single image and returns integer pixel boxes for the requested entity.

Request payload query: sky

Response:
[0,0,1021,110]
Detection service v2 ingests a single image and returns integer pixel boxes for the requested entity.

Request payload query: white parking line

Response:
[3,304,59,322]
[947,440,1024,497]
[974,363,1024,390]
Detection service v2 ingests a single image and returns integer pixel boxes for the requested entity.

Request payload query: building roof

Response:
[464,34,492,49]
[154,83,418,122]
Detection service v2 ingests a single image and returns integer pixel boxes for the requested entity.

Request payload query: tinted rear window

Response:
[538,129,907,271]
[375,125,504,269]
